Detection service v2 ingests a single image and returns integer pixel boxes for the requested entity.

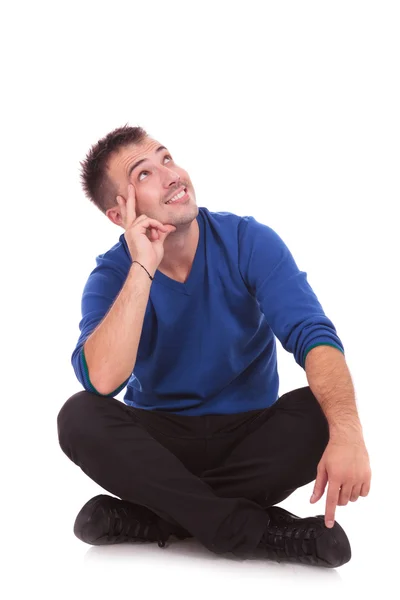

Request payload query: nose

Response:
[164,169,182,189]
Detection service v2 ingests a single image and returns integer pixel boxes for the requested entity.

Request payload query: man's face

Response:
[106,137,197,227]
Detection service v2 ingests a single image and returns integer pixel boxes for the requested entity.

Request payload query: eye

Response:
[138,170,149,181]
[138,155,173,181]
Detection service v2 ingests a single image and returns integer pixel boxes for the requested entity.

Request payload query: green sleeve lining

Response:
[303,343,345,367]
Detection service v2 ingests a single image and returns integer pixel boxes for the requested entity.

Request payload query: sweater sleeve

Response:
[238,216,345,370]
[71,256,131,396]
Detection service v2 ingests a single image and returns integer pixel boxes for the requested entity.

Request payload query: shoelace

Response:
[260,522,319,563]
[106,506,169,548]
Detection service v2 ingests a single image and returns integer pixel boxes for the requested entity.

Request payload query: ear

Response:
[105,206,123,227]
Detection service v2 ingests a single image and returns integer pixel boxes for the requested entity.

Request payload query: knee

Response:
[292,387,330,471]
[265,387,330,487]
[307,388,330,448]
[57,390,101,452]
[291,386,330,448]
[294,388,330,483]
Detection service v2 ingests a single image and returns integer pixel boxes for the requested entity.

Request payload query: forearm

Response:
[84,262,152,395]
[304,345,364,442]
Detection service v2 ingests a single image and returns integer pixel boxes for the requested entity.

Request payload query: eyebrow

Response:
[127,145,167,178]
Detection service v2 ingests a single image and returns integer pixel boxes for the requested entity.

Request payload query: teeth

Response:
[166,189,186,204]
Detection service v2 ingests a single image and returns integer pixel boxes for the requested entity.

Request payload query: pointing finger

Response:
[325,482,340,528]
[126,184,137,228]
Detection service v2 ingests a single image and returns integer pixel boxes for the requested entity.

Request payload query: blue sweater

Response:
[71,207,344,415]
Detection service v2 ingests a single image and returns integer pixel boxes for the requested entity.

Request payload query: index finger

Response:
[125,183,137,227]
[325,482,340,528]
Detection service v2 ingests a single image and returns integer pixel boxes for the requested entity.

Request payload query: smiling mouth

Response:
[165,187,189,204]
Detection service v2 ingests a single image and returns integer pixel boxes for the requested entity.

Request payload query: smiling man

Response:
[57,124,371,568]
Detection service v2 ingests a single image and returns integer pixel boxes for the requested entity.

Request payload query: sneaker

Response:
[257,506,351,568]
[73,494,191,548]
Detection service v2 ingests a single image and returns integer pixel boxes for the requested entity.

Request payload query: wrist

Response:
[329,423,364,444]
[131,260,155,280]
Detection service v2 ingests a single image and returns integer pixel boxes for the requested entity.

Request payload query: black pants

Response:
[57,385,329,556]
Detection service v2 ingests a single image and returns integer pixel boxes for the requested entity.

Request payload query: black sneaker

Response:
[73,494,191,548]
[257,506,351,568]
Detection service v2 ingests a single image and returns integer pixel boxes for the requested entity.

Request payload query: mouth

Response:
[165,186,189,205]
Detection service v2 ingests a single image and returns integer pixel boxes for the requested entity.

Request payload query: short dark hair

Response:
[80,124,149,214]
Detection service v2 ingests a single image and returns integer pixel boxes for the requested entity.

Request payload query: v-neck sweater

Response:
[71,207,344,415]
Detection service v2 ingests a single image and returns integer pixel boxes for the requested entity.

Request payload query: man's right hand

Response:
[116,184,176,276]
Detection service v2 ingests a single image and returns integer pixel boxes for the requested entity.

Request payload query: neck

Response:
[159,218,199,273]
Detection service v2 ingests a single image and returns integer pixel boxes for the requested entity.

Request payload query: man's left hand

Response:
[310,436,371,528]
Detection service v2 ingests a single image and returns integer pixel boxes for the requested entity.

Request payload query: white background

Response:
[2,0,399,597]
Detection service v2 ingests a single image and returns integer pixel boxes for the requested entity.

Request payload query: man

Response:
[57,125,371,568]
